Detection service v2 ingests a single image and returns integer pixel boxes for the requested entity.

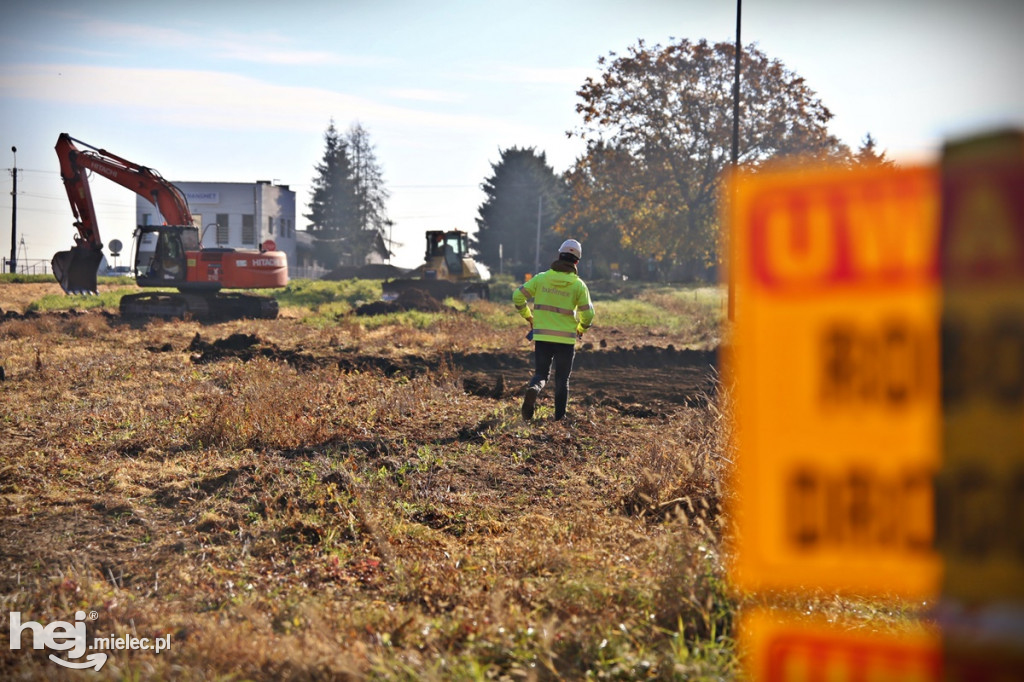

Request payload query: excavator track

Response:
[119,292,278,320]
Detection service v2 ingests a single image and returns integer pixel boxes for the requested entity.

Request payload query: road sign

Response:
[938,130,1024,605]
[741,609,941,682]
[726,162,942,597]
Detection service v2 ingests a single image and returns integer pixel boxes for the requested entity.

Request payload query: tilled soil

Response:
[0,298,734,678]
[181,331,719,412]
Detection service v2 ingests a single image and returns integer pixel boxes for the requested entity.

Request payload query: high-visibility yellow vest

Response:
[512,269,594,344]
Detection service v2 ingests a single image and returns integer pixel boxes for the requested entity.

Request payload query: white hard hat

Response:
[558,239,582,260]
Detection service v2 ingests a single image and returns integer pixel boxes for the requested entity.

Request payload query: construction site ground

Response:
[4,280,909,680]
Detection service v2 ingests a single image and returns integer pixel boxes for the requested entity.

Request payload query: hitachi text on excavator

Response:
[52,133,287,319]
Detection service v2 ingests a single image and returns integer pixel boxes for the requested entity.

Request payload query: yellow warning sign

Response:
[938,130,1024,605]
[741,610,941,682]
[726,163,942,598]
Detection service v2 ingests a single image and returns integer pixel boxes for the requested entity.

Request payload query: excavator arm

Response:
[52,133,194,293]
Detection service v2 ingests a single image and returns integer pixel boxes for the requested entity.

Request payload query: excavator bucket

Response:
[51,244,103,294]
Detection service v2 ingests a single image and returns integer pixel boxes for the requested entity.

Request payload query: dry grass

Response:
[0,285,923,680]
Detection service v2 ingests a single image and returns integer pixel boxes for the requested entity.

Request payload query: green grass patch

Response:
[0,273,135,285]
[273,279,383,325]
[596,285,725,338]
[0,273,55,284]
[97,275,136,286]
[357,309,449,330]
[25,288,138,312]
[460,299,524,331]
[273,278,382,310]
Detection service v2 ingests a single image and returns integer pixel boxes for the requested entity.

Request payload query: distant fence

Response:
[2,258,51,275]
[290,264,329,280]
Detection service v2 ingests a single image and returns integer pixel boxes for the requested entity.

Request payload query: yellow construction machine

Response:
[382,230,489,302]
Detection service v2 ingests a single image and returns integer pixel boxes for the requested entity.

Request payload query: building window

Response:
[268,216,275,236]
[242,214,255,245]
[216,213,229,244]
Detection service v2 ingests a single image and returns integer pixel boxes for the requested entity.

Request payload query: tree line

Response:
[307,38,889,279]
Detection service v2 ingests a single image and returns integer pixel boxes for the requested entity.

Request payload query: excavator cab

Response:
[134,225,195,287]
[52,240,104,294]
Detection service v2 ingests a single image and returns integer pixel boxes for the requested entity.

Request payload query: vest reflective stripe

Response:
[517,285,533,299]
[515,302,529,311]
[535,303,575,316]
[578,304,593,312]
[533,328,577,339]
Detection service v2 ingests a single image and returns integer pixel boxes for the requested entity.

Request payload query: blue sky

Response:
[2,0,1022,270]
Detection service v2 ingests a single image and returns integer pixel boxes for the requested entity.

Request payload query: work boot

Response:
[521,385,539,420]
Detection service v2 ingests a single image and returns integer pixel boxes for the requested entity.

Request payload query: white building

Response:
[134,180,300,278]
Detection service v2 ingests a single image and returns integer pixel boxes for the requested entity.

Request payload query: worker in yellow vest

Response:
[512,239,595,421]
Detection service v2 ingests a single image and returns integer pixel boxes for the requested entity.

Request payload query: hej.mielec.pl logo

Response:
[9,610,172,671]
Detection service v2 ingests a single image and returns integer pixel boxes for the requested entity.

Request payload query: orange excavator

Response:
[52,133,287,318]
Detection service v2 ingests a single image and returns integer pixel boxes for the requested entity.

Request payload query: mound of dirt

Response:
[187,332,321,370]
[322,263,411,281]
[354,300,400,316]
[355,288,445,316]
[394,288,445,312]
[189,332,262,352]
[1,308,38,321]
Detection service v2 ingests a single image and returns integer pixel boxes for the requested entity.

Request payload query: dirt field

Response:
[182,332,717,412]
[1,281,929,679]
[0,281,66,313]
[0,283,738,679]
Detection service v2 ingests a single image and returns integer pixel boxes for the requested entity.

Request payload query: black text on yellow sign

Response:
[939,130,1024,605]
[726,163,942,598]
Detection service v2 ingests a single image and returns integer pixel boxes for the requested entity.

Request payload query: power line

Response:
[390,184,478,189]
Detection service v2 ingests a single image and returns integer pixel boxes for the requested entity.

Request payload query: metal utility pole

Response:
[731,1,742,169]
[8,146,17,274]
[534,195,542,275]
[728,0,742,321]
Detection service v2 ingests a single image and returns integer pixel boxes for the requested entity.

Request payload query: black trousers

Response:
[529,340,576,420]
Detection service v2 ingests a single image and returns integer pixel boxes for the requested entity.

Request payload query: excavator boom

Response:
[53,133,194,293]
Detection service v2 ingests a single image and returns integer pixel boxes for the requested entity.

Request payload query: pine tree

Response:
[305,121,360,268]
[855,133,893,166]
[346,123,391,262]
[473,147,566,276]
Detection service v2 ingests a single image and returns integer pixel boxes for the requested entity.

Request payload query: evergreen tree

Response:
[346,122,391,261]
[305,121,391,267]
[473,147,566,276]
[305,121,359,268]
[855,133,893,166]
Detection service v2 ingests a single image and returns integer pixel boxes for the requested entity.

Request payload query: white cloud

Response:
[495,65,598,86]
[0,63,533,137]
[78,18,379,67]
[386,88,465,103]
